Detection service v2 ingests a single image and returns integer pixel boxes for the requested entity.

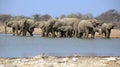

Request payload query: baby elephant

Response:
[58,26,73,37]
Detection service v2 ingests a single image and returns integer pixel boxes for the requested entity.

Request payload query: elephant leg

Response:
[41,30,45,37]
[41,28,45,37]
[75,30,78,37]
[85,30,89,38]
[108,29,111,38]
[106,29,111,39]
[51,30,56,37]
[77,30,82,38]
[19,30,22,36]
[58,31,62,37]
[45,28,50,37]
[23,29,27,36]
[19,28,23,36]
[45,30,49,37]
[61,31,65,37]
[72,30,75,37]
[78,33,83,38]
[104,31,107,38]
[12,27,15,36]
[104,29,109,39]
[91,31,95,39]
[27,30,33,36]
[101,32,104,38]
[65,32,68,37]
[68,32,72,37]
[99,30,103,38]
[62,32,65,37]
[15,28,19,36]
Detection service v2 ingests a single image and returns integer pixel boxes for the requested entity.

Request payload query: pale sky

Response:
[0,0,120,17]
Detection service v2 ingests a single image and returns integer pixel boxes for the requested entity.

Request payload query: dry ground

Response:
[0,55,120,67]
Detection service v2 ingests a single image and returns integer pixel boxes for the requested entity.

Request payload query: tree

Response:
[96,9,120,29]
[60,14,66,19]
[82,13,93,19]
[0,14,12,23]
[39,14,52,21]
[32,14,40,21]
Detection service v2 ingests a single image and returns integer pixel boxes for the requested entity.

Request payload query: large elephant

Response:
[29,19,56,37]
[53,18,80,37]
[57,26,73,37]
[73,21,80,37]
[20,19,35,36]
[100,23,114,38]
[45,19,56,37]
[77,19,101,38]
[29,21,47,37]
[5,19,26,36]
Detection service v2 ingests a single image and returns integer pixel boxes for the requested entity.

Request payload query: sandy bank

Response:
[0,55,120,67]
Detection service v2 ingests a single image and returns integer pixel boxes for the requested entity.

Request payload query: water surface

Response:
[0,34,120,58]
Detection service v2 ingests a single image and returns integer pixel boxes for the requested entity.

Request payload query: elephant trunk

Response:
[5,21,7,34]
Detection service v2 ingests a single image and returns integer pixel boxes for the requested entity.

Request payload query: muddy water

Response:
[0,34,120,58]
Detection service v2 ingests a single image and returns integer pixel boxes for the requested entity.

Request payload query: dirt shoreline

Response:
[0,55,120,67]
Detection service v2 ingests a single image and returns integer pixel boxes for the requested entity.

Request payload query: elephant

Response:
[73,21,80,37]
[5,19,26,36]
[29,21,47,37]
[100,23,114,38]
[29,19,56,37]
[45,19,56,37]
[19,19,35,36]
[52,18,80,37]
[57,26,73,37]
[77,19,101,38]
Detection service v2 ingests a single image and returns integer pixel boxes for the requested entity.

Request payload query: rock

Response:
[105,57,116,61]
[0,65,5,67]
[72,57,78,62]
[39,59,45,63]
[62,57,69,62]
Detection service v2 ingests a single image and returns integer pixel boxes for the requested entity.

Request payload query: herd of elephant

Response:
[5,18,114,39]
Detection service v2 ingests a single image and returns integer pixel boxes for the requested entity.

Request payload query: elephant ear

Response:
[86,22,93,28]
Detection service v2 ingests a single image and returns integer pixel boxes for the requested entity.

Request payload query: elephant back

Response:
[102,23,114,29]
[55,18,79,28]
[35,21,46,28]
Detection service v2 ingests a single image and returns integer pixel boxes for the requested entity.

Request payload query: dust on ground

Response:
[0,54,120,67]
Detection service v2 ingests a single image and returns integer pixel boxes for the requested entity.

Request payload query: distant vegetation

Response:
[95,9,120,29]
[0,9,120,29]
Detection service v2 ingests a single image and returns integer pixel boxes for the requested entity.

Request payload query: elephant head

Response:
[29,21,46,32]
[107,23,114,29]
[102,23,114,30]
[6,21,14,27]
[100,23,114,38]
[47,19,56,27]
[88,19,102,27]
